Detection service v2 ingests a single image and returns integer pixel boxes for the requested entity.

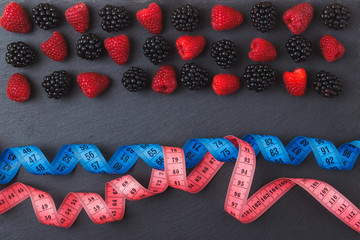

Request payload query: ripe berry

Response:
[104,34,130,65]
[248,38,277,62]
[77,72,110,98]
[98,5,129,32]
[283,68,307,97]
[143,35,170,65]
[212,74,241,96]
[136,3,163,34]
[6,73,30,102]
[211,39,237,69]
[176,35,206,61]
[6,41,36,68]
[40,31,67,62]
[32,3,60,30]
[152,65,177,95]
[65,3,89,33]
[243,64,276,92]
[313,71,342,98]
[286,35,312,63]
[250,1,276,32]
[0,2,32,33]
[321,3,351,30]
[41,70,72,99]
[76,33,104,60]
[122,67,148,92]
[320,35,345,62]
[211,5,243,31]
[180,63,210,90]
[171,4,199,32]
[283,3,313,35]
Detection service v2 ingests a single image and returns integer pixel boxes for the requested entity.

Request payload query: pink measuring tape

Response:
[0,136,359,233]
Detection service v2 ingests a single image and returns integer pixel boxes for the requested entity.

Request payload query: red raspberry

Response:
[248,38,277,62]
[0,2,31,33]
[136,3,162,34]
[6,73,30,102]
[104,34,130,65]
[77,72,110,98]
[283,68,307,97]
[320,35,345,62]
[40,31,68,62]
[211,5,243,31]
[152,65,177,95]
[283,3,313,35]
[175,35,206,61]
[65,3,89,33]
[212,74,241,95]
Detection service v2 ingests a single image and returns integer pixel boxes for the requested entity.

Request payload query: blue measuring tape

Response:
[0,138,238,184]
[243,135,360,170]
[0,136,358,184]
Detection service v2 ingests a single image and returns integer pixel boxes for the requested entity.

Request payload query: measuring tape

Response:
[0,136,359,233]
[0,135,359,184]
[243,135,360,170]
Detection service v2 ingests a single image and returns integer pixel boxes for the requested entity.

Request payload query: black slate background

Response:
[0,0,359,239]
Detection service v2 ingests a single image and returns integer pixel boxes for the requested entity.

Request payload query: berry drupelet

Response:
[6,42,36,68]
[41,70,72,99]
[122,67,148,92]
[286,35,312,63]
[76,33,104,60]
[32,3,60,30]
[313,70,342,98]
[211,39,237,69]
[143,35,170,65]
[171,4,199,32]
[321,3,351,30]
[243,64,276,92]
[250,1,277,32]
[98,5,130,32]
[180,63,210,90]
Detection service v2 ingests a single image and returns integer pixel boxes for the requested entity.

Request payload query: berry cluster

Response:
[41,70,72,99]
[0,2,350,102]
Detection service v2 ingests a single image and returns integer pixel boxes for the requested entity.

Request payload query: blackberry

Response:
[313,71,342,98]
[243,64,276,92]
[250,1,277,32]
[41,70,72,99]
[98,5,130,32]
[32,3,60,30]
[180,63,210,90]
[5,42,36,68]
[76,33,104,60]
[121,67,148,92]
[171,4,199,32]
[321,3,351,30]
[143,36,170,65]
[286,35,312,63]
[211,39,237,69]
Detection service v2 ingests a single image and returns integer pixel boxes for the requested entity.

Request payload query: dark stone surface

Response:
[0,0,359,239]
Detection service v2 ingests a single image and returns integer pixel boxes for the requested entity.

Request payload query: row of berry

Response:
[5,64,341,102]
[4,33,345,69]
[1,2,348,75]
[0,2,351,35]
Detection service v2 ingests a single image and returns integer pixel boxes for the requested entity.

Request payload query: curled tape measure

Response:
[243,135,360,170]
[0,135,359,184]
[0,136,359,233]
